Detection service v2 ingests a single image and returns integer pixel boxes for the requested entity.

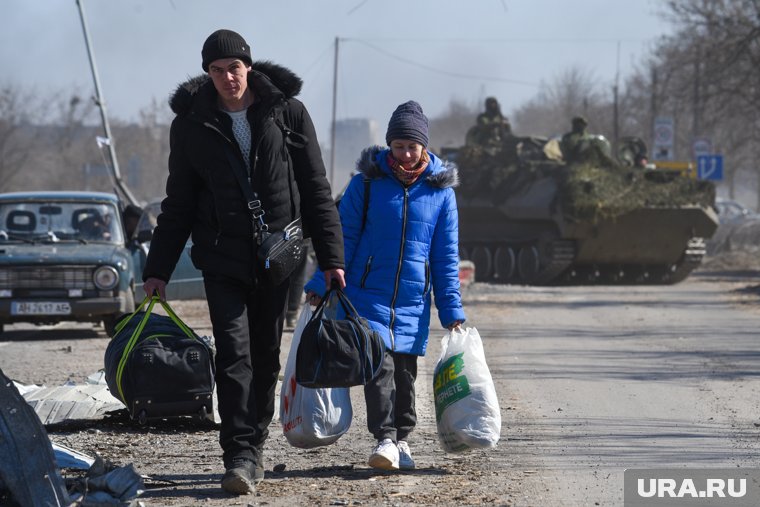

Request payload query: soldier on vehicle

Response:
[560,116,590,163]
[477,97,512,134]
[467,97,513,154]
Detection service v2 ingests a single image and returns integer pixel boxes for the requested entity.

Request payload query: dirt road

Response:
[2,269,760,506]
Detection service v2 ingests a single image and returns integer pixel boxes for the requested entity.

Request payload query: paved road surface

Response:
[1,272,759,505]
[470,273,760,505]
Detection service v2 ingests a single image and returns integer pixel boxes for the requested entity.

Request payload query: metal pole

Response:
[692,44,701,143]
[612,41,620,156]
[75,0,140,207]
[329,36,339,190]
[650,64,658,155]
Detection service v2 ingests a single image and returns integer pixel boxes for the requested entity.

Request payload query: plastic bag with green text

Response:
[433,327,501,453]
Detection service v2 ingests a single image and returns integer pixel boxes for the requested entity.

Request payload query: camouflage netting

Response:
[454,144,716,224]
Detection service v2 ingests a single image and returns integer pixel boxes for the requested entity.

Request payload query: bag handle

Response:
[311,285,360,322]
[113,294,198,402]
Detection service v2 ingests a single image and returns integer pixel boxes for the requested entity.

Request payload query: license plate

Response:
[11,301,72,315]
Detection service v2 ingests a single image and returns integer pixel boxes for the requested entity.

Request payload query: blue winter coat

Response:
[305,146,466,356]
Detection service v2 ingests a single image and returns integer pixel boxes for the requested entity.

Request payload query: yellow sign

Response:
[653,161,696,178]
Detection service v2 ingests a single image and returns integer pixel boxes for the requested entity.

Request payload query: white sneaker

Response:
[397,440,415,470]
[368,438,399,470]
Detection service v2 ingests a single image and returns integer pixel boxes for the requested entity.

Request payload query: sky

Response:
[2,0,671,145]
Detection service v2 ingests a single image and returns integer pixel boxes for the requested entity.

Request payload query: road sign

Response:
[696,155,723,180]
[653,117,674,161]
[692,137,711,160]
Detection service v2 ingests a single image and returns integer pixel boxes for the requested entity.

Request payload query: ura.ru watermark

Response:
[624,469,760,506]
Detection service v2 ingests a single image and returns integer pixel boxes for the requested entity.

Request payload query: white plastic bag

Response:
[433,326,501,453]
[280,304,352,448]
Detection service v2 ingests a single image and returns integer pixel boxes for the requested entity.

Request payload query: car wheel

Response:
[102,290,135,337]
[102,315,119,337]
[124,288,136,313]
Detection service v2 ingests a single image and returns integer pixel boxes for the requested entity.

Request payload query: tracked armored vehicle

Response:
[446,135,719,285]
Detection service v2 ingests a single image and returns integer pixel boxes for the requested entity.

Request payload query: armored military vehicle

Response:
[446,135,719,285]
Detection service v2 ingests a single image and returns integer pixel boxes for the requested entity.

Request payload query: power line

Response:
[301,42,334,80]
[347,0,372,15]
[350,36,651,44]
[351,39,540,87]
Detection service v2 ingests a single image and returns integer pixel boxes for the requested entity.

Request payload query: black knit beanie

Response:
[385,100,429,147]
[201,29,252,72]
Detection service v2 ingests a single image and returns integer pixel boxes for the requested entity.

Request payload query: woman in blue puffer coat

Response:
[305,100,466,471]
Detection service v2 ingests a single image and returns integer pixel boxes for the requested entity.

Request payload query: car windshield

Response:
[0,200,124,244]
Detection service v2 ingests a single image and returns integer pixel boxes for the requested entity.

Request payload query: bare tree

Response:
[511,66,610,139]
[627,0,760,204]
[111,98,172,203]
[0,83,41,191]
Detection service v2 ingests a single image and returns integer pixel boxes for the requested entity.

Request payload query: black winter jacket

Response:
[143,61,344,285]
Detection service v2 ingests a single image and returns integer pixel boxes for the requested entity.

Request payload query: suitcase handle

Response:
[113,295,199,403]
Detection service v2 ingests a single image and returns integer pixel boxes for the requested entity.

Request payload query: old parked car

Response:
[714,198,760,225]
[0,191,137,335]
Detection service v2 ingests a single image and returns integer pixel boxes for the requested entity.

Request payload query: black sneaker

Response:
[221,458,256,495]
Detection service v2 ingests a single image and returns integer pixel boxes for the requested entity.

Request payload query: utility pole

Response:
[692,45,702,142]
[76,0,139,207]
[612,41,620,156]
[329,37,340,189]
[649,64,658,154]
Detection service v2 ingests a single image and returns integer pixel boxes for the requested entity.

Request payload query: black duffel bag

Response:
[104,296,215,424]
[296,285,385,388]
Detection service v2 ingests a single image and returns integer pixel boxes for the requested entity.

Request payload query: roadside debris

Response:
[1,368,145,506]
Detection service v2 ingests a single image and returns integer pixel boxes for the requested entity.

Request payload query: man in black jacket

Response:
[143,29,345,495]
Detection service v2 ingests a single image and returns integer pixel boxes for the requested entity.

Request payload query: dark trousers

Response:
[364,349,418,443]
[203,273,289,467]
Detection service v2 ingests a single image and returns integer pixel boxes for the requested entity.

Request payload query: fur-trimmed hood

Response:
[169,60,303,116]
[355,145,459,189]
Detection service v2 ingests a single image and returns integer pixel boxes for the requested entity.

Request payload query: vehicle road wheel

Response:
[198,405,209,422]
[470,245,493,282]
[604,265,627,283]
[103,290,135,337]
[517,245,540,283]
[493,246,515,282]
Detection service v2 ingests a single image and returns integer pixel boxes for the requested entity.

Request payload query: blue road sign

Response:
[697,155,723,180]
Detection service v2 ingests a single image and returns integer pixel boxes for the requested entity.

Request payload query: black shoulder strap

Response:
[273,113,306,220]
[361,177,370,232]
[274,117,309,149]
[225,150,258,204]
[224,150,267,238]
